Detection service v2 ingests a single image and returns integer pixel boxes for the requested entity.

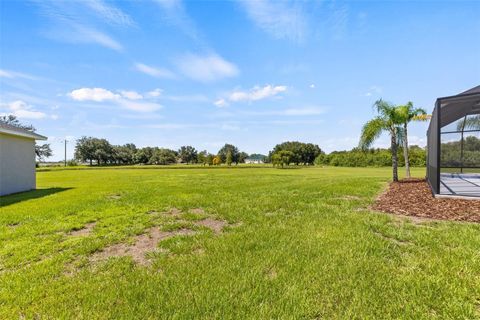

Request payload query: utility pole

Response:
[64,139,67,167]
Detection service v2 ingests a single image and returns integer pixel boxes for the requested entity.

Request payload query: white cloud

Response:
[0,69,37,80]
[214,99,229,108]
[68,87,162,112]
[239,0,307,42]
[221,124,240,131]
[329,3,349,40]
[84,0,134,27]
[153,0,202,42]
[117,100,162,112]
[166,94,209,103]
[147,88,163,97]
[282,107,325,116]
[34,1,124,51]
[0,100,47,119]
[228,85,287,103]
[241,106,326,117]
[69,87,120,102]
[74,24,123,51]
[134,63,176,79]
[45,23,123,51]
[176,53,239,82]
[120,90,143,100]
[309,84,315,89]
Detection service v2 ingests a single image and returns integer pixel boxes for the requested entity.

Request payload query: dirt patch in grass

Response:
[107,194,121,200]
[189,208,205,214]
[90,227,196,266]
[336,195,362,201]
[69,222,96,236]
[265,267,278,280]
[147,208,182,217]
[194,218,228,234]
[372,179,480,223]
[165,208,182,216]
[7,222,20,228]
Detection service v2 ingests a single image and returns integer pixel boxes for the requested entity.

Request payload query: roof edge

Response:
[436,85,480,102]
[0,127,48,140]
[436,90,480,102]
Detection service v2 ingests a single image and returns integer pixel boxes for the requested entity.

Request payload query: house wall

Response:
[0,133,36,196]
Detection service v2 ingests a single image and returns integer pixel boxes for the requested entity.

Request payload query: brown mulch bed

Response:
[372,178,480,223]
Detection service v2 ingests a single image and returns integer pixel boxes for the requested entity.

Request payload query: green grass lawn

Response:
[1,166,479,319]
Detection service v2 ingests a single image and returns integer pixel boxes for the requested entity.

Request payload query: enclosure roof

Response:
[437,85,480,127]
[461,85,480,95]
[0,122,47,140]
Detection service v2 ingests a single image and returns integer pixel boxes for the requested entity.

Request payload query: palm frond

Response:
[458,115,480,130]
[412,113,431,121]
[359,117,385,150]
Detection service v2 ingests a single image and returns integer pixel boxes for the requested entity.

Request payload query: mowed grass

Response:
[1,166,479,319]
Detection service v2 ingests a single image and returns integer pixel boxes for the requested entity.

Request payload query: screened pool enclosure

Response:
[427,85,480,198]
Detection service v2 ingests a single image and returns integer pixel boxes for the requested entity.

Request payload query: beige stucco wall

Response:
[0,133,36,196]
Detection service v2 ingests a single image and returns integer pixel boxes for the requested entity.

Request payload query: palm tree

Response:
[359,99,403,182]
[397,102,428,178]
[458,115,480,130]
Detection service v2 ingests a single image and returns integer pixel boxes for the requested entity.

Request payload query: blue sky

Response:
[1,0,479,161]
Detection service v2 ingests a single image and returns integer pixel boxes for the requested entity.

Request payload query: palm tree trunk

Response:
[391,130,399,182]
[403,123,411,178]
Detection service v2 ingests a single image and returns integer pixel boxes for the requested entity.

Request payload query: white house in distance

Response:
[245,158,264,164]
[0,122,47,196]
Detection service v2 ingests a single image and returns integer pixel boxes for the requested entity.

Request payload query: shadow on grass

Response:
[0,187,72,207]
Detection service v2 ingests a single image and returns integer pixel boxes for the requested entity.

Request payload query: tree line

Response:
[315,146,426,167]
[441,136,480,168]
[74,137,253,166]
[73,137,325,167]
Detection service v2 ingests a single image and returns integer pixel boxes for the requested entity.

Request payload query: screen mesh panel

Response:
[427,105,439,193]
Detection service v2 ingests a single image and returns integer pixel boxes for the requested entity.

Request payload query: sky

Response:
[0,0,479,161]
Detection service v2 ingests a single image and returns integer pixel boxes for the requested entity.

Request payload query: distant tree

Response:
[74,137,112,165]
[300,143,322,165]
[0,115,35,131]
[1,115,52,162]
[213,155,222,165]
[197,150,208,165]
[206,153,214,166]
[178,145,198,164]
[93,139,114,165]
[248,153,266,162]
[272,150,294,168]
[113,143,137,164]
[226,150,233,166]
[134,147,154,164]
[35,143,53,161]
[149,148,177,165]
[74,137,97,165]
[217,144,240,164]
[270,141,322,165]
[238,152,249,164]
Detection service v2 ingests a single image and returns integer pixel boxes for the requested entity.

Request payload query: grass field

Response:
[1,166,479,319]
